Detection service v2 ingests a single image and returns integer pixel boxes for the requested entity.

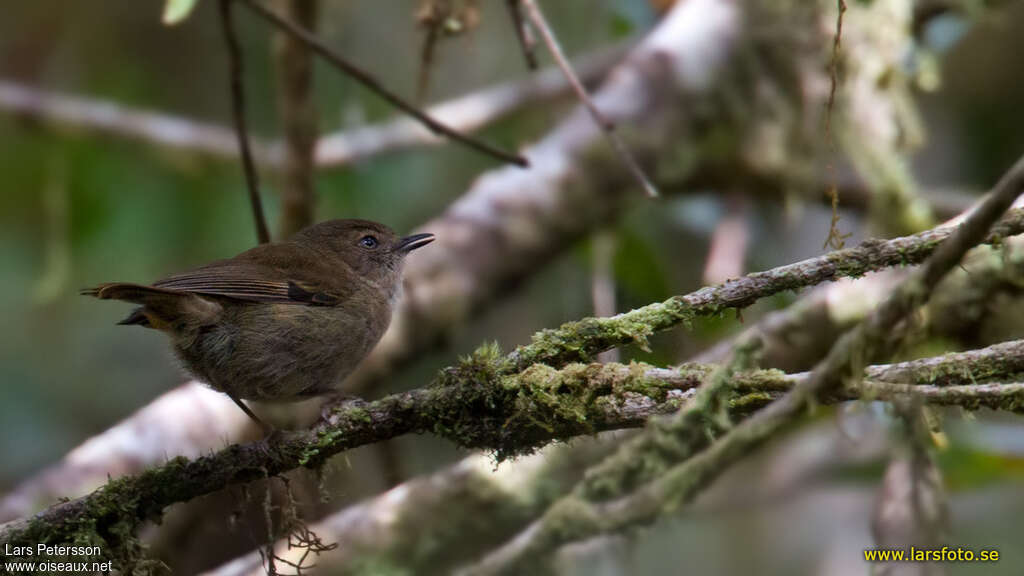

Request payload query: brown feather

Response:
[150,243,352,305]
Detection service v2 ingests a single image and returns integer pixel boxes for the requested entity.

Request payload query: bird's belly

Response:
[176,303,388,401]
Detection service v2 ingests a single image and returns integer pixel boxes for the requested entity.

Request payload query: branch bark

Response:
[272,0,318,239]
[503,208,1024,372]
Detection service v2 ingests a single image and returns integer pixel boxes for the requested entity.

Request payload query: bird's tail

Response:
[80,283,208,329]
[80,282,182,303]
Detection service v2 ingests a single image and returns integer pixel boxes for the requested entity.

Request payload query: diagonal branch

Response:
[239,0,527,167]
[505,207,1024,372]
[505,0,539,70]
[309,43,625,167]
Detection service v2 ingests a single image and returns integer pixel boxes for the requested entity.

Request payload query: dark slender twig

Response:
[239,0,528,168]
[416,25,440,104]
[219,0,271,244]
[312,43,624,167]
[519,0,658,197]
[823,0,849,250]
[505,0,538,70]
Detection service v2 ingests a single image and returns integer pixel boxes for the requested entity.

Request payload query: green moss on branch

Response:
[505,209,1024,370]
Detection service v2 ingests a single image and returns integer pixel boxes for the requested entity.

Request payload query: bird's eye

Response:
[359,235,379,249]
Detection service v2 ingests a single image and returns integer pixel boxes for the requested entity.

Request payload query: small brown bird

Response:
[83,219,434,427]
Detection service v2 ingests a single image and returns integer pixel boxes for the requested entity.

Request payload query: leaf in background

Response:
[162,0,200,26]
[606,10,634,40]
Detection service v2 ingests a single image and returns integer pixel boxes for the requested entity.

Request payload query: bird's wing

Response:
[153,246,348,306]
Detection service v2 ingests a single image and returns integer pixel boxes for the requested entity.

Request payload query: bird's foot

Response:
[318,391,363,423]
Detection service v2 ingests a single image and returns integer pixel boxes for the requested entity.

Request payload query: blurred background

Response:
[2,0,1024,574]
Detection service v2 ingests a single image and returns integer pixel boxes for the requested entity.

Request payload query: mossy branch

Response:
[505,207,1024,371]
[4,339,1024,565]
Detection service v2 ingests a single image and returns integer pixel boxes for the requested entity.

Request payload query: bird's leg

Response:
[227,392,274,435]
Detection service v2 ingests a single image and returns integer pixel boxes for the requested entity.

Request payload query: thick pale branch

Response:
[204,442,619,576]
[0,384,257,524]
[0,47,620,169]
[0,80,257,160]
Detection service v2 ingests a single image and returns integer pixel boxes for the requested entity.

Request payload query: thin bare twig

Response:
[239,0,528,167]
[823,0,849,250]
[505,0,538,70]
[518,0,658,197]
[416,25,440,104]
[414,0,481,103]
[219,0,271,244]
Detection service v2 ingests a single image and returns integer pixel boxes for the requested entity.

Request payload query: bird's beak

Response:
[395,233,435,253]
